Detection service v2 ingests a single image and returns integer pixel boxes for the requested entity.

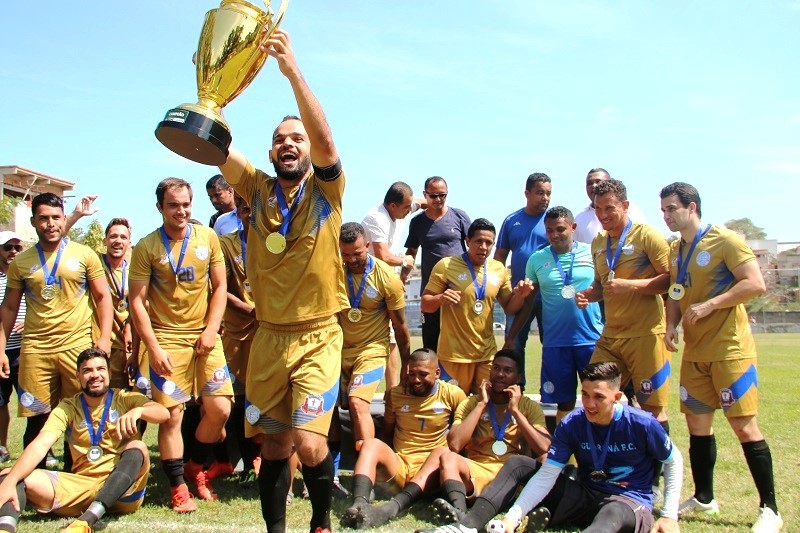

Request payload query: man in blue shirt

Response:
[494,173,552,383]
[505,206,602,424]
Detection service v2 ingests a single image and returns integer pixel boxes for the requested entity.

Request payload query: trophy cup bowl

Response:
[155,0,288,166]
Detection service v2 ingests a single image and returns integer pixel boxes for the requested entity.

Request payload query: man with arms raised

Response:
[660,182,781,532]
[403,177,471,351]
[494,173,552,367]
[218,29,346,533]
[128,178,233,512]
[0,347,169,533]
[0,193,113,465]
[422,218,530,395]
[342,348,465,529]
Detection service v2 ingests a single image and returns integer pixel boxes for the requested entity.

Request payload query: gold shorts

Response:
[464,458,503,496]
[222,336,253,396]
[39,464,148,516]
[244,317,342,438]
[144,331,233,408]
[438,359,492,396]
[108,347,129,390]
[680,357,758,417]
[341,344,388,404]
[392,451,429,488]
[17,343,90,417]
[591,334,671,407]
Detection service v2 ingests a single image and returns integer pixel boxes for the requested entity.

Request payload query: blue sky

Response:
[3,1,799,245]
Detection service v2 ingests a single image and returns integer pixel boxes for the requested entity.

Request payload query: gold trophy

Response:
[155,0,288,166]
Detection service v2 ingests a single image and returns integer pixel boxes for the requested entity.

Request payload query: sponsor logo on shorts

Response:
[301,393,325,416]
[432,401,445,414]
[195,246,209,260]
[696,250,711,267]
[640,379,653,394]
[351,375,364,389]
[543,381,555,394]
[679,386,688,401]
[162,380,176,395]
[212,368,227,384]
[66,258,81,271]
[246,404,261,425]
[20,392,35,407]
[720,387,735,407]
[136,376,149,390]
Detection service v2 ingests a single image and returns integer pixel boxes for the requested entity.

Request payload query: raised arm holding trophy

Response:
[155,0,288,166]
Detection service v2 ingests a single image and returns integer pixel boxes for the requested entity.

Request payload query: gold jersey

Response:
[129,224,224,333]
[219,232,257,341]
[42,389,150,477]
[92,256,129,351]
[385,380,466,458]
[669,225,757,362]
[7,239,104,352]
[454,395,546,465]
[425,255,512,362]
[227,162,348,324]
[591,223,669,338]
[339,255,405,352]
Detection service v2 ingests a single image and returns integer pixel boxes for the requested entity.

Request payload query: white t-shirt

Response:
[213,210,240,236]
[574,201,647,244]
[361,202,420,255]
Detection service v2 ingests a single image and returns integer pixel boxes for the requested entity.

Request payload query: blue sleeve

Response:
[546,415,575,466]
[497,216,511,250]
[646,416,674,462]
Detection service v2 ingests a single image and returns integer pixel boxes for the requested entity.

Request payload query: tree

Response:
[81,220,106,254]
[724,218,767,240]
[0,197,22,225]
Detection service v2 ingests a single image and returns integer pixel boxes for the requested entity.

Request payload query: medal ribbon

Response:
[36,238,67,286]
[80,389,114,448]
[605,218,633,273]
[488,400,512,443]
[676,224,712,285]
[275,179,308,237]
[238,228,247,277]
[585,405,617,479]
[103,256,127,301]
[550,241,578,286]
[159,224,192,276]
[347,255,375,309]
[461,253,487,301]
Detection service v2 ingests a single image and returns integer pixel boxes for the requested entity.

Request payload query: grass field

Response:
[5,333,799,532]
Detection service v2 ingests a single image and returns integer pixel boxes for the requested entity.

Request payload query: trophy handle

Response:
[270,0,288,28]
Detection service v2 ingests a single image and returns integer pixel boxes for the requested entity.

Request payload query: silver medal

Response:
[473,300,484,314]
[607,271,615,282]
[41,284,57,300]
[87,446,103,462]
[561,285,576,299]
[491,440,508,456]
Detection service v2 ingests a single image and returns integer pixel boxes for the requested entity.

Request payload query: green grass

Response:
[5,334,799,532]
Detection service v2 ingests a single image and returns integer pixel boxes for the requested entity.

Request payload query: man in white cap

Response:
[0,231,25,465]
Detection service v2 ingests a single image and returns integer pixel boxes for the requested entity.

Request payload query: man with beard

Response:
[206,175,238,236]
[217,29,346,533]
[422,219,531,395]
[494,173,552,376]
[0,347,169,533]
[420,350,549,525]
[128,178,233,512]
[0,193,113,468]
[341,348,465,529]
[337,222,410,450]
[660,182,781,532]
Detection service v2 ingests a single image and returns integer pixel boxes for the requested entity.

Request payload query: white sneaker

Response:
[751,507,783,532]
[678,497,720,516]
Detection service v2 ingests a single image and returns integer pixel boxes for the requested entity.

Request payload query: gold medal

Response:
[266,232,287,254]
[669,283,685,301]
[41,285,57,300]
[348,308,363,322]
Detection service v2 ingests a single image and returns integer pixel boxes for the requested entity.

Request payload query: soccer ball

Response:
[485,519,505,533]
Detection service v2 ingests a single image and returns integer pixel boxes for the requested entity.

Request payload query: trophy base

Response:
[155,106,232,166]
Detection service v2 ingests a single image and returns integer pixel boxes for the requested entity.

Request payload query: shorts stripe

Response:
[351,366,384,392]
[16,387,50,415]
[438,362,453,383]
[200,365,232,395]
[723,364,757,412]
[682,392,714,414]
[118,488,146,503]
[149,371,191,403]
[292,381,339,427]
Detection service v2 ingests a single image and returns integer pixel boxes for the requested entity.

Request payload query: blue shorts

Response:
[540,345,595,404]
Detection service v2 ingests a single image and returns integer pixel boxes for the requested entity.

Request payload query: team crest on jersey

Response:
[159,254,170,265]
[267,195,277,207]
[195,246,209,260]
[696,251,711,267]
[542,381,555,394]
[365,287,378,299]
[719,387,735,407]
[488,274,500,286]
[235,254,243,265]
[401,404,410,412]
[301,393,325,416]
[432,401,445,414]
[29,264,40,274]
[621,244,635,256]
[66,257,80,271]
[109,409,119,423]
[458,273,468,281]
[352,375,364,389]
[639,379,653,394]
[212,368,227,384]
